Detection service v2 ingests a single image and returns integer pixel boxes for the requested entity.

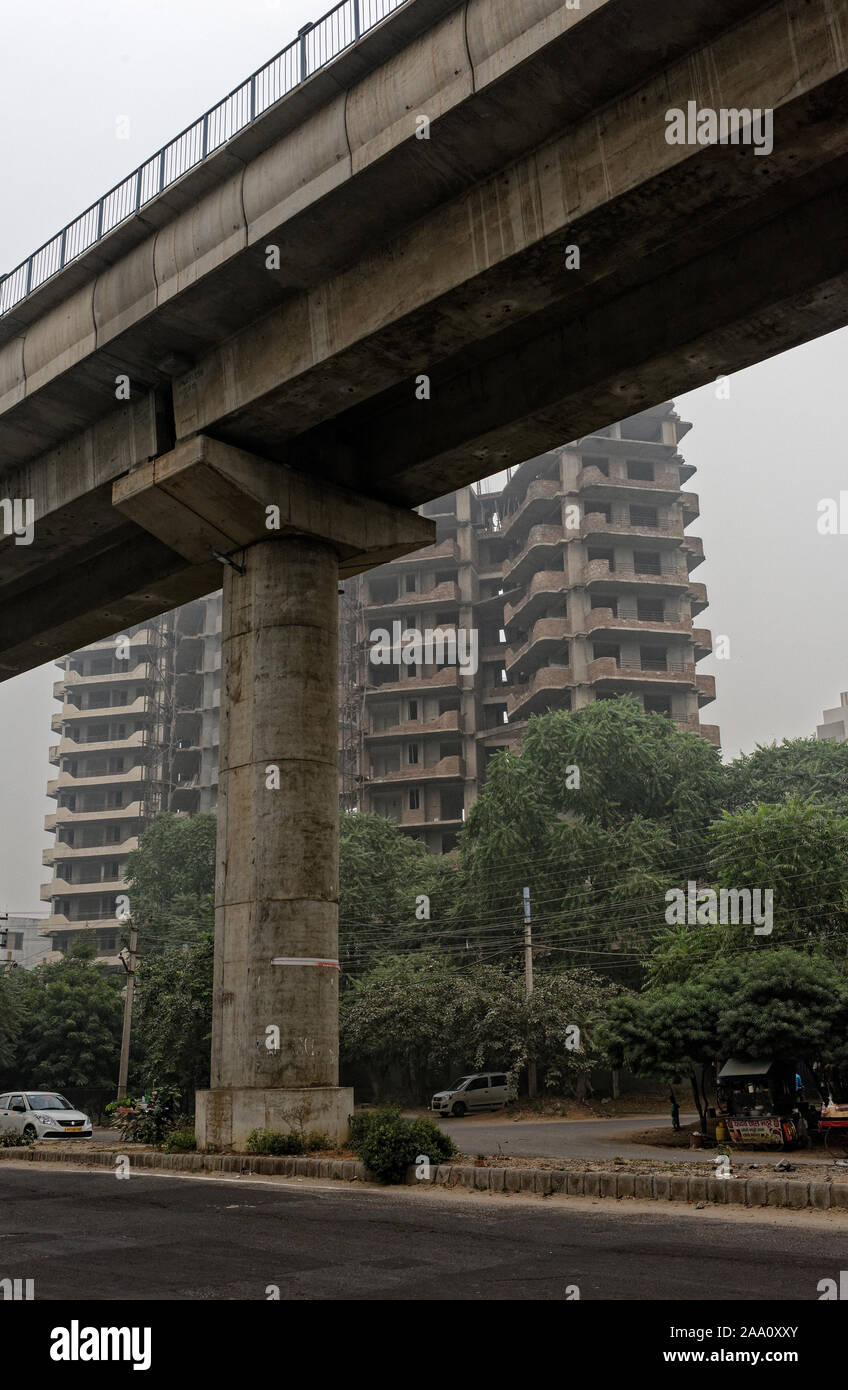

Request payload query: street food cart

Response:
[716,1058,814,1149]
[817,1067,848,1150]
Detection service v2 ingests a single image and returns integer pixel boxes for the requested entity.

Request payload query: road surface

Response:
[435,1112,836,1164]
[1,1164,843,1300]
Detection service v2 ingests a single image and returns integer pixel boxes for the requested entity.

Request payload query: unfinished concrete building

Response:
[339,403,719,853]
[41,595,221,964]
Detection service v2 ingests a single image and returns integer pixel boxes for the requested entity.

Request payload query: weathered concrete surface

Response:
[0,0,846,676]
[113,434,434,577]
[195,534,352,1149]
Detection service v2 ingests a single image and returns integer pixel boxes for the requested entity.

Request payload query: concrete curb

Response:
[2,1148,846,1211]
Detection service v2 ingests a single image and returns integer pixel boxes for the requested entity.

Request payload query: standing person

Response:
[670,1091,681,1132]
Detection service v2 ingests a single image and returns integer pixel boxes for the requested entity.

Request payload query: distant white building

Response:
[1,916,50,971]
[817,692,848,742]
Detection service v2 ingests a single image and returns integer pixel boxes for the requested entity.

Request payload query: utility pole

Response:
[523,887,537,1098]
[117,923,138,1101]
[0,914,10,975]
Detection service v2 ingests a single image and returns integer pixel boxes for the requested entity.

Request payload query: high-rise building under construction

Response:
[40,594,221,964]
[40,402,719,947]
[339,402,719,853]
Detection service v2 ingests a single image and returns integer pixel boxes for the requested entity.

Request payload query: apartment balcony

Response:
[503,570,569,627]
[41,915,121,933]
[55,662,153,697]
[670,716,720,747]
[503,525,564,585]
[507,665,573,721]
[585,608,691,640]
[688,581,709,616]
[55,695,153,724]
[367,710,461,742]
[365,580,461,613]
[393,810,465,832]
[68,629,155,658]
[392,537,459,566]
[474,585,519,616]
[587,657,697,689]
[682,534,705,569]
[680,491,700,524]
[58,730,148,757]
[50,766,147,794]
[368,756,465,788]
[697,673,717,705]
[364,666,463,698]
[41,877,127,901]
[44,801,145,831]
[580,512,684,546]
[692,627,712,658]
[583,559,689,592]
[576,464,681,499]
[500,479,563,538]
[504,618,572,677]
[47,837,139,863]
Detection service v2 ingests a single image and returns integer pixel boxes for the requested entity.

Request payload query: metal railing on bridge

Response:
[0,0,409,318]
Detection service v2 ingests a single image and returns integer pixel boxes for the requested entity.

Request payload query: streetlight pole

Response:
[523,887,537,1099]
[117,923,138,1101]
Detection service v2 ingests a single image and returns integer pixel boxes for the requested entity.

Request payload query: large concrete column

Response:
[113,436,434,1150]
[196,534,350,1149]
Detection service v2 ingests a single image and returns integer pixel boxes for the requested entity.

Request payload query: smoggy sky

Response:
[0,0,846,909]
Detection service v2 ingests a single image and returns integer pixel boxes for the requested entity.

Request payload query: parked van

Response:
[430,1072,513,1117]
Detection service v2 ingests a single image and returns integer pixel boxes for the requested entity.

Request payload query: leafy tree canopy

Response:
[124,812,216,954]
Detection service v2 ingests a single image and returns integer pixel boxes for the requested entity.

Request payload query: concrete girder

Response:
[112,434,435,577]
[0,0,793,472]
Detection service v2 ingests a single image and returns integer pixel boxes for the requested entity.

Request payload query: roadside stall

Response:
[716,1058,814,1149]
[817,1066,848,1150]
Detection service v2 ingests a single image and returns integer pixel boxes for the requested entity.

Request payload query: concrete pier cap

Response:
[114,437,433,1149]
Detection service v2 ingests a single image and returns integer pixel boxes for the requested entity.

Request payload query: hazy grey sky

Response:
[0,1,846,909]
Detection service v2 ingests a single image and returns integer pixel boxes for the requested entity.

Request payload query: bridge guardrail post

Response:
[299,23,313,82]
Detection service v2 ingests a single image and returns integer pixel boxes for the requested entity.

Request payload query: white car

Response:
[430,1072,513,1117]
[0,1091,92,1141]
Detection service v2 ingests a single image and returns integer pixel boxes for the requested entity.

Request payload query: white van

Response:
[430,1072,512,1117]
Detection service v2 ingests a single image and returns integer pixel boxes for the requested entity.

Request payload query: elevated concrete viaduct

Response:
[1,0,847,1146]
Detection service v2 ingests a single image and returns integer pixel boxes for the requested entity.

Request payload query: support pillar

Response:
[196,535,351,1149]
[112,435,434,1151]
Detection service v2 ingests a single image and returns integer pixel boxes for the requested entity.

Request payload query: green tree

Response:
[0,970,22,1072]
[452,699,721,981]
[124,812,216,955]
[340,953,615,1101]
[2,937,123,1091]
[708,798,848,953]
[338,812,447,972]
[132,934,214,1093]
[599,950,848,1128]
[724,736,848,816]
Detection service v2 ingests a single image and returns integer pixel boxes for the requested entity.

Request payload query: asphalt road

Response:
[436,1112,836,1164]
[3,1164,846,1300]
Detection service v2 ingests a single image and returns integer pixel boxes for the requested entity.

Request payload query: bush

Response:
[349,1107,456,1184]
[304,1131,330,1152]
[163,1128,196,1153]
[120,1086,184,1145]
[245,1128,304,1156]
[0,1132,31,1148]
